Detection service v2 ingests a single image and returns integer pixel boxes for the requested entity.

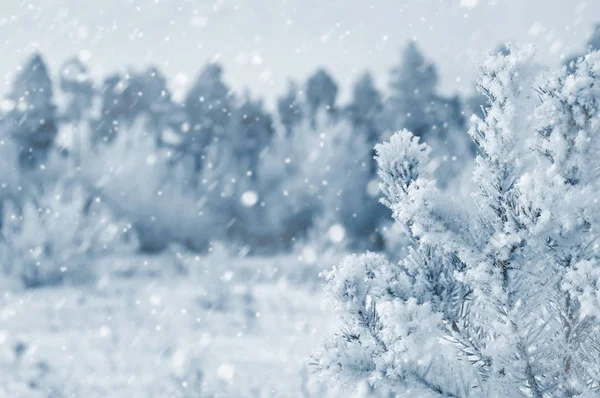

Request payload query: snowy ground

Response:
[0,251,341,397]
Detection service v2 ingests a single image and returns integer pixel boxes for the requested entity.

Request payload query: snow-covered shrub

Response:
[0,182,133,288]
[80,118,219,252]
[178,250,256,317]
[315,47,600,396]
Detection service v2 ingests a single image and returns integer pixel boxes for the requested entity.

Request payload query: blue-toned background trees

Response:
[0,40,482,286]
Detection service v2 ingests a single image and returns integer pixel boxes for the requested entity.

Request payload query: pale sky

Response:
[0,0,598,106]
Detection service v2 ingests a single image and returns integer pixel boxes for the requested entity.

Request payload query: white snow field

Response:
[0,251,341,397]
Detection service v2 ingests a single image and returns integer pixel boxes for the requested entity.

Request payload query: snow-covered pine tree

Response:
[383,42,470,187]
[132,66,177,142]
[95,72,133,143]
[315,46,600,397]
[184,63,233,172]
[94,66,173,145]
[58,57,96,164]
[346,72,384,152]
[305,69,338,127]
[277,80,304,136]
[518,49,600,395]
[227,92,274,177]
[5,53,58,169]
[384,42,440,140]
[59,57,95,124]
